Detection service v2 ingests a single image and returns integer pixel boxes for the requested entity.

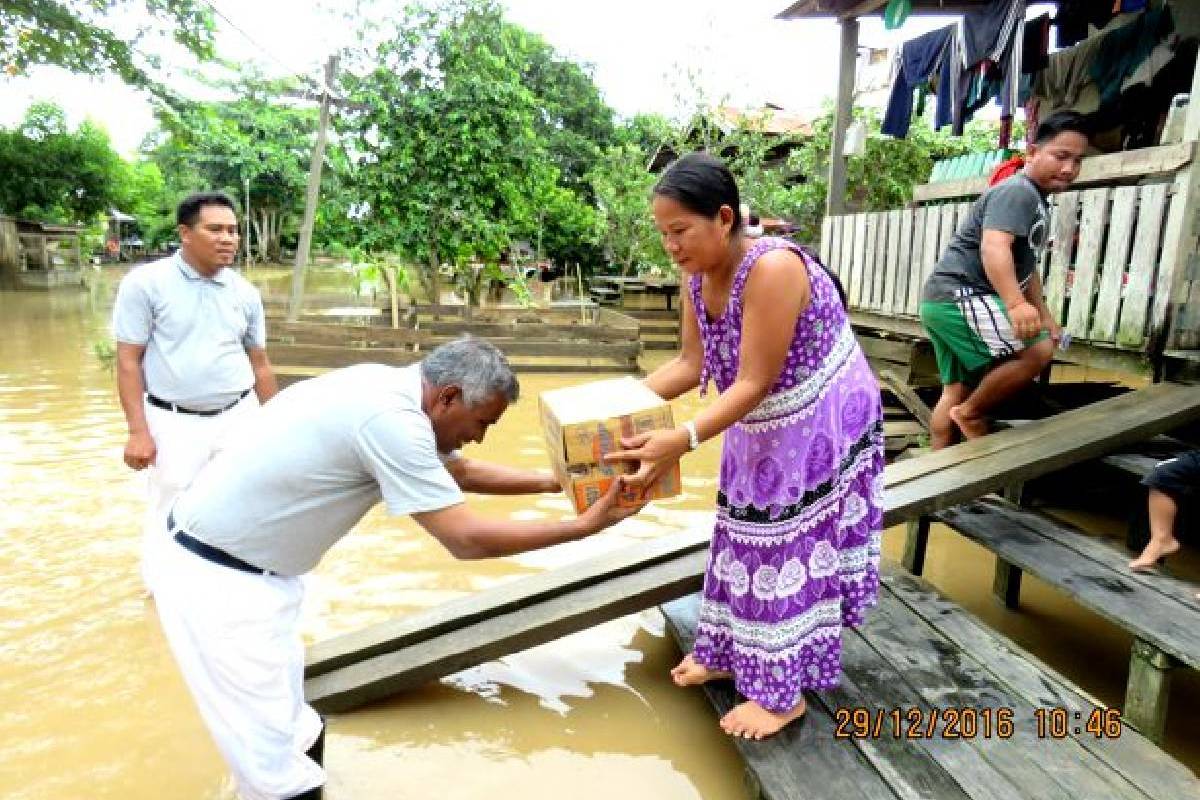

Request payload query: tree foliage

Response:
[338,0,606,307]
[0,102,129,223]
[145,71,319,260]
[1,0,217,91]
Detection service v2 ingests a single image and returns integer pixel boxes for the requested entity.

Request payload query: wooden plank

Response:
[885,384,1200,525]
[902,516,931,575]
[307,550,709,712]
[881,210,901,314]
[829,215,844,278]
[857,335,917,365]
[912,142,1196,204]
[1117,184,1168,349]
[307,529,708,677]
[937,205,956,284]
[1150,169,1195,351]
[922,205,942,297]
[904,207,926,316]
[875,211,891,310]
[877,368,931,429]
[858,213,878,311]
[887,571,1200,800]
[661,595,904,800]
[1066,189,1109,339]
[895,209,915,316]
[841,212,856,286]
[931,497,1200,670]
[857,590,1135,800]
[1044,192,1079,323]
[821,215,833,266]
[1090,186,1138,343]
[850,214,867,310]
[885,382,1194,489]
[988,498,1200,609]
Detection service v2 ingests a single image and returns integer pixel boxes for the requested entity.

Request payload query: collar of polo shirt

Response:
[175,251,231,285]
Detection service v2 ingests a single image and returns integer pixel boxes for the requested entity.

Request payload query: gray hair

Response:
[420,335,519,406]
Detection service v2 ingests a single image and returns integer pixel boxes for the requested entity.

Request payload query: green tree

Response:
[340,0,579,311]
[1,1,216,91]
[0,102,128,223]
[147,71,318,261]
[588,140,665,276]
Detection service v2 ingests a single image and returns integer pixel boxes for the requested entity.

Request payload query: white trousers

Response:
[154,532,325,799]
[141,392,259,591]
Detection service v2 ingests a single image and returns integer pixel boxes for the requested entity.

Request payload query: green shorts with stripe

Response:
[919,294,1048,386]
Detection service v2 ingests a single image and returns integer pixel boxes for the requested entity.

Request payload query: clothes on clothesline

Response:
[881,25,955,138]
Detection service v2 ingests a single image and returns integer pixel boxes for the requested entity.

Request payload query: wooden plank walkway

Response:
[662,570,1199,800]
[908,495,1200,743]
[303,382,1200,712]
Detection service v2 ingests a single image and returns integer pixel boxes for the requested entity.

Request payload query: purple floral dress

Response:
[690,237,884,713]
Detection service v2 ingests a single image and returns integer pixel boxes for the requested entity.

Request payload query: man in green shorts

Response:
[920,111,1089,449]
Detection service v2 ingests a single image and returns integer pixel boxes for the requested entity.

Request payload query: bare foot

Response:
[1129,538,1181,571]
[670,653,731,687]
[720,697,807,740]
[949,405,988,440]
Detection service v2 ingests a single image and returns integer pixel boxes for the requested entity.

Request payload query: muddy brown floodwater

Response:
[1,272,1196,799]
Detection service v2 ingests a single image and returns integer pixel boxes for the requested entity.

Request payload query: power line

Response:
[198,0,341,99]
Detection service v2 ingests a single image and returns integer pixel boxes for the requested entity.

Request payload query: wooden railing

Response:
[820,177,1188,367]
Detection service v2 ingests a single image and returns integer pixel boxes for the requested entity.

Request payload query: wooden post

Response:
[992,558,1022,609]
[827,17,859,217]
[901,516,930,575]
[288,55,338,323]
[1156,55,1200,351]
[1124,639,1174,743]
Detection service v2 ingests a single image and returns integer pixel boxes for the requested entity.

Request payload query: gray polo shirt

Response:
[112,253,266,410]
[173,364,465,575]
[922,172,1049,302]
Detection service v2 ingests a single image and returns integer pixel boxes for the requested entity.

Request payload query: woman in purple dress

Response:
[609,153,885,739]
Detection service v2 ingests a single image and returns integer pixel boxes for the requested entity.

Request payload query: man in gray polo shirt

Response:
[154,337,642,799]
[112,191,277,589]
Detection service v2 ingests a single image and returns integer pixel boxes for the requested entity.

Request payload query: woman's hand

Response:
[604,427,690,495]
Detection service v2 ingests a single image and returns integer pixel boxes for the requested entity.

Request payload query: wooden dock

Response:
[303,382,1200,713]
[908,495,1200,743]
[661,572,1200,800]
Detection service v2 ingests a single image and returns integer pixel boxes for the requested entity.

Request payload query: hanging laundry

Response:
[1030,34,1106,118]
[1055,0,1117,48]
[952,0,1025,134]
[1089,2,1175,109]
[882,25,955,138]
[1022,14,1051,75]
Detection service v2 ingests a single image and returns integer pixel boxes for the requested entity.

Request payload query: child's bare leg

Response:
[951,339,1053,440]
[931,383,968,450]
[1129,489,1182,571]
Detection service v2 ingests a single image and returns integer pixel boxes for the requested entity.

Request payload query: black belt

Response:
[168,512,273,575]
[147,388,251,416]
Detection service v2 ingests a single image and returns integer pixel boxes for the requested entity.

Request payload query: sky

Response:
[0,0,1028,157]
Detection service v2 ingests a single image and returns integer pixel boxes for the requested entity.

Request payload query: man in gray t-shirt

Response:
[153,337,643,800]
[918,112,1089,450]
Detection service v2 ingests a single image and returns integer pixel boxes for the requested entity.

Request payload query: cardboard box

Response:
[539,377,683,513]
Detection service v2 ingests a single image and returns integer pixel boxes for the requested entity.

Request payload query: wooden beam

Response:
[826,17,858,216]
[911,142,1196,204]
[878,368,931,429]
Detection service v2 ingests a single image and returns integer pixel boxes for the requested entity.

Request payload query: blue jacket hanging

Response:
[882,25,955,138]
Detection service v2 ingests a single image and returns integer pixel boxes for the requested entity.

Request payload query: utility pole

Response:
[243,173,252,267]
[288,55,337,322]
